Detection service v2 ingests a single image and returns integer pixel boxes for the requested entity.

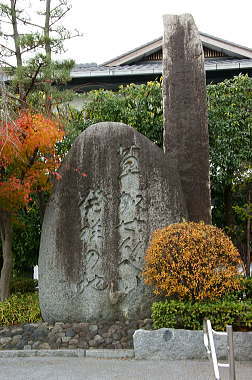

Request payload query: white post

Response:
[206,320,221,380]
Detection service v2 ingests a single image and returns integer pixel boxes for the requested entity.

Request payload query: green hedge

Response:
[223,277,252,302]
[0,293,41,326]
[241,277,252,300]
[152,300,252,331]
[10,278,38,294]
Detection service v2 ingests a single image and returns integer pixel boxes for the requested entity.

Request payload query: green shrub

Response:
[10,278,38,294]
[224,277,252,301]
[241,277,252,300]
[152,300,252,331]
[0,293,41,326]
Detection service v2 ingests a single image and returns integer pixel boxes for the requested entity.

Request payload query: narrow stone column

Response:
[163,14,211,224]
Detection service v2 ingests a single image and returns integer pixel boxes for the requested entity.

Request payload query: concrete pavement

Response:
[0,356,252,380]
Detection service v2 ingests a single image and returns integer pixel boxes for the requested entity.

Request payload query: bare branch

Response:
[0,18,13,25]
[0,44,16,54]
[2,89,28,107]
[50,2,71,15]
[0,51,16,58]
[50,30,81,40]
[0,33,14,37]
[49,7,70,27]
[15,15,44,29]
[0,59,15,68]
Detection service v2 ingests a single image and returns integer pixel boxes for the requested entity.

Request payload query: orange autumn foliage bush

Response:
[143,222,244,301]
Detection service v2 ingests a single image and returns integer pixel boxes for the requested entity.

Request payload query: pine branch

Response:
[25,61,44,98]
[20,42,44,55]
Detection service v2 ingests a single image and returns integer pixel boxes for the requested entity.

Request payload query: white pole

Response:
[207,320,221,380]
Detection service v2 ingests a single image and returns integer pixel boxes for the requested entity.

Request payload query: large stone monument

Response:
[39,14,211,322]
[39,123,187,322]
[163,14,211,224]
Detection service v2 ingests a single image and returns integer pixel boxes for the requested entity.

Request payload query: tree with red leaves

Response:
[0,112,64,300]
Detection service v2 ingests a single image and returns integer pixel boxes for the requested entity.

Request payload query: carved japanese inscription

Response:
[78,190,107,292]
[117,145,146,297]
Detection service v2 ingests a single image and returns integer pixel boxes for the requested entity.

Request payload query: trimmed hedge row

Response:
[151,300,252,331]
[0,293,41,326]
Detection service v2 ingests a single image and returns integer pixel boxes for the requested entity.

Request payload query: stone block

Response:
[61,336,71,343]
[69,338,79,345]
[11,335,22,343]
[65,328,75,337]
[133,328,252,361]
[0,337,12,345]
[39,343,51,349]
[93,335,104,345]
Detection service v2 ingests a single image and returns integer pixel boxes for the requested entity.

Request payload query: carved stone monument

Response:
[39,123,187,322]
[163,14,211,224]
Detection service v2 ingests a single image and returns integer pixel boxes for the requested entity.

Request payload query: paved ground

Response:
[0,357,252,380]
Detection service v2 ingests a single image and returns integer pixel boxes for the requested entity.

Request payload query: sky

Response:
[60,0,252,65]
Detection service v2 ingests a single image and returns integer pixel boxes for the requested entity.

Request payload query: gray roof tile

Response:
[71,59,252,78]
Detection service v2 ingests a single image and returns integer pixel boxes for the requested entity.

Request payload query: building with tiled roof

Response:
[67,32,252,93]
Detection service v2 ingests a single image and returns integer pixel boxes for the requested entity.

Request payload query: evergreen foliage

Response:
[151,299,252,331]
[84,81,163,147]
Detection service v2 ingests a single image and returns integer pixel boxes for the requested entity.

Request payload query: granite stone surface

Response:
[39,122,187,322]
[163,14,211,224]
[133,328,252,361]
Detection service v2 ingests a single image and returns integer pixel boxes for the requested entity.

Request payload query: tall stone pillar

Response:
[163,14,211,224]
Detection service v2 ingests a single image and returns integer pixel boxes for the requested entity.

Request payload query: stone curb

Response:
[0,349,135,359]
[0,349,86,358]
[86,349,134,359]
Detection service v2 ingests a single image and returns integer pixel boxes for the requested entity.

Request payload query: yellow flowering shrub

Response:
[143,222,244,301]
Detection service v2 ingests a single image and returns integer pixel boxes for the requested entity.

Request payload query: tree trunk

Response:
[44,0,52,116]
[44,0,52,60]
[0,210,13,301]
[10,0,25,105]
